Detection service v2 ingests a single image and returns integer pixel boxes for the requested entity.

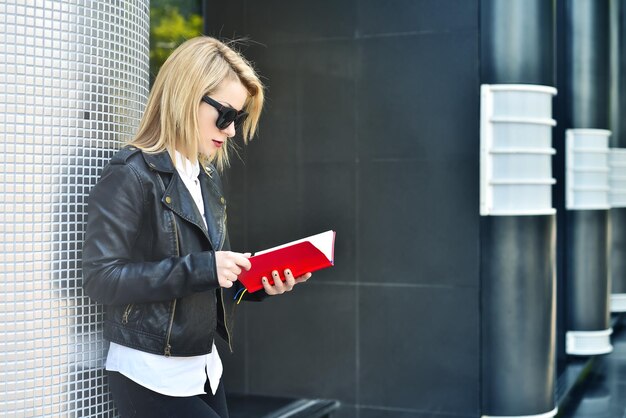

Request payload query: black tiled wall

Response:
[210,1,480,416]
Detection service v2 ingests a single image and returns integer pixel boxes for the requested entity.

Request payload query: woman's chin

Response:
[199,147,216,159]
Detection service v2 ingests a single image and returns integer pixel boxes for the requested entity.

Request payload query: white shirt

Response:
[105,151,223,396]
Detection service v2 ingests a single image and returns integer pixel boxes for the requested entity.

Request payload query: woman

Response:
[82,36,310,417]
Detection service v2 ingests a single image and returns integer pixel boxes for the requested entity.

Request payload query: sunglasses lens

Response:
[217,109,237,129]
[234,113,248,129]
[217,111,248,130]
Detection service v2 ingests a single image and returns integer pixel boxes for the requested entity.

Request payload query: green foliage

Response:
[150,6,203,83]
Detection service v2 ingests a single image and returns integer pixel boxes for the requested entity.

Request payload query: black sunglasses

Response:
[201,96,248,130]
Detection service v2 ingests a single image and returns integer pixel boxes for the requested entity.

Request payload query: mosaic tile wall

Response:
[0,1,149,416]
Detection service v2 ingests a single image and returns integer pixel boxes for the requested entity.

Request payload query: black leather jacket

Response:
[82,146,256,357]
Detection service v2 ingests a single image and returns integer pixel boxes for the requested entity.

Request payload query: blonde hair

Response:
[130,36,264,171]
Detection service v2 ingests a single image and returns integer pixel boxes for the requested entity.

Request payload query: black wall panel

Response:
[208,1,481,416]
[359,286,479,415]
[357,34,478,162]
[359,160,478,287]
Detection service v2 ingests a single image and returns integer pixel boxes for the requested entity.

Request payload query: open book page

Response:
[255,230,335,262]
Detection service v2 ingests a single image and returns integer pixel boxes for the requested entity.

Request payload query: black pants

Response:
[106,371,229,418]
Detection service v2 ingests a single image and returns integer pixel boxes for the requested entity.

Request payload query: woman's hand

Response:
[215,251,252,288]
[261,269,312,295]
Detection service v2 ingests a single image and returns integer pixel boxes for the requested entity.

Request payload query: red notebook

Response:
[238,230,336,293]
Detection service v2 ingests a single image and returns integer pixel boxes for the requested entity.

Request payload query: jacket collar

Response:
[161,173,214,245]
[144,150,223,249]
[198,165,226,249]
[142,150,216,178]
[142,150,175,173]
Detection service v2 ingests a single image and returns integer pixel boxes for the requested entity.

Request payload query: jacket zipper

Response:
[164,299,177,357]
[218,209,233,352]
[220,289,234,352]
[164,199,181,357]
[122,304,133,324]
[219,212,227,250]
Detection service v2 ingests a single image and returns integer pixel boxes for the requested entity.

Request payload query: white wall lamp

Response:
[480,84,558,216]
[566,129,611,210]
[609,148,626,312]
[609,149,626,207]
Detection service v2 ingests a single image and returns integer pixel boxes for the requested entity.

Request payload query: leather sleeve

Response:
[81,162,220,306]
[221,215,268,302]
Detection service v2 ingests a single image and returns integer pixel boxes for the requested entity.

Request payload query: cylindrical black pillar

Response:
[609,0,625,144]
[609,0,626,312]
[481,0,554,86]
[610,208,626,310]
[480,0,557,416]
[481,216,556,416]
[566,210,611,327]
[566,1,610,129]
[564,0,613,355]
